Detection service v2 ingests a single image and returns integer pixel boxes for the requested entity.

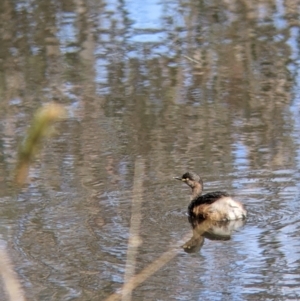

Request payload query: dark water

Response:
[1,0,300,300]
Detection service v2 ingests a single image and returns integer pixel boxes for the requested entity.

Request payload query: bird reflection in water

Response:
[183,218,246,253]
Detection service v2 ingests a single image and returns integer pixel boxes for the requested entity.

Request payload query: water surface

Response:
[1,0,300,300]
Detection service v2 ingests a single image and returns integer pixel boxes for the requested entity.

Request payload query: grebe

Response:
[175,171,247,221]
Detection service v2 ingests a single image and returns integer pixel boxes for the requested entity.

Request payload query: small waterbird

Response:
[174,171,247,221]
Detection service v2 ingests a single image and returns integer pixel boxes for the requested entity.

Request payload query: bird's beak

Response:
[174,177,184,181]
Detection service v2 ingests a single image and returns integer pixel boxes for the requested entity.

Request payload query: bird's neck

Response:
[191,182,203,200]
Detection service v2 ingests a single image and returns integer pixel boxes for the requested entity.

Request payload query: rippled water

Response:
[1,0,300,300]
